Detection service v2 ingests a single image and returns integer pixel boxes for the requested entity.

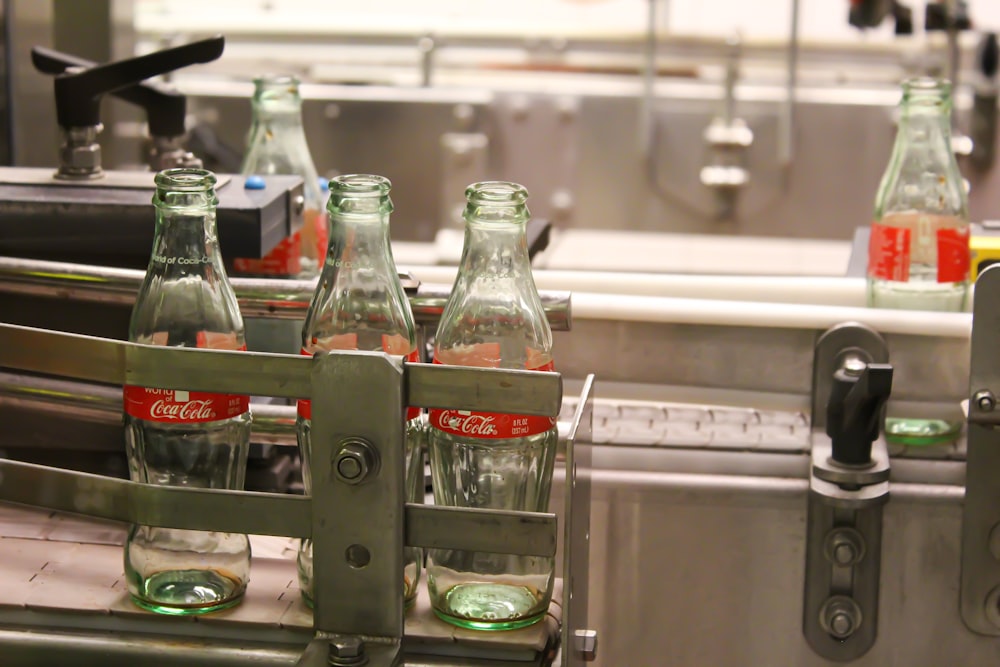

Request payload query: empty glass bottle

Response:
[235,74,327,278]
[867,77,969,444]
[124,168,252,615]
[426,181,557,631]
[297,174,424,608]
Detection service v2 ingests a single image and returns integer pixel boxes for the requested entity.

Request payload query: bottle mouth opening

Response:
[253,74,301,103]
[466,181,529,205]
[155,168,217,191]
[330,174,391,196]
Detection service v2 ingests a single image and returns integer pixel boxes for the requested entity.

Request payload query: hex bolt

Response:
[328,635,367,666]
[975,390,996,412]
[333,439,379,485]
[819,596,863,640]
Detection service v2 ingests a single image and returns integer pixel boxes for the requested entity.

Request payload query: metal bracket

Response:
[961,264,1000,635]
[803,322,889,661]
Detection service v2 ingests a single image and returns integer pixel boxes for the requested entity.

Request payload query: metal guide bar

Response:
[961,264,1000,635]
[562,375,596,666]
[0,457,557,557]
[0,323,562,416]
[0,256,572,330]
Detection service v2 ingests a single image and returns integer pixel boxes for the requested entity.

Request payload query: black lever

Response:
[39,35,223,131]
[826,361,893,466]
[32,46,187,138]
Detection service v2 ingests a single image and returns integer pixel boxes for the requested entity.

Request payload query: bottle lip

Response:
[155,168,217,192]
[902,77,952,99]
[466,181,529,205]
[330,174,392,196]
[252,74,301,106]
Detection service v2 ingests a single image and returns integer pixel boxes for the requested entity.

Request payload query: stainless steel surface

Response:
[962,264,1000,635]
[584,462,1000,666]
[406,504,556,558]
[0,323,561,417]
[0,256,572,331]
[0,322,313,398]
[561,375,595,667]
[0,457,312,537]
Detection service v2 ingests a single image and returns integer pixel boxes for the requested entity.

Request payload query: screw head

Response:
[824,528,865,568]
[833,542,856,566]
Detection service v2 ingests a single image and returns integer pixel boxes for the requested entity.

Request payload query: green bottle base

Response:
[130,569,245,616]
[432,583,546,631]
[884,418,962,447]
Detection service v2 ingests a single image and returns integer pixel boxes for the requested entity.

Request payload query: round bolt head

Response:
[337,456,363,480]
[333,440,378,485]
[976,390,996,412]
[833,542,856,566]
[830,612,854,637]
[842,356,867,377]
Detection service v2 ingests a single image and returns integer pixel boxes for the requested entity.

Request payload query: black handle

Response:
[36,35,224,130]
[826,362,893,466]
[32,46,188,138]
[981,33,999,80]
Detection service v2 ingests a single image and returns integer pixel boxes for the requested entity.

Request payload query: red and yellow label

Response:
[428,343,556,439]
[124,335,249,423]
[297,334,420,420]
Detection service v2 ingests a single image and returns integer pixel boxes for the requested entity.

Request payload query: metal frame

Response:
[962,264,1000,635]
[803,322,890,661]
[0,321,566,666]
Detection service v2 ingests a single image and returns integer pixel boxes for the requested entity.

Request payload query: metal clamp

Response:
[961,264,1000,635]
[803,322,890,661]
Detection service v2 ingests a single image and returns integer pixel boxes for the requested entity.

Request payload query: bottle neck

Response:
[243,104,321,204]
[151,196,222,269]
[326,212,394,272]
[460,219,531,278]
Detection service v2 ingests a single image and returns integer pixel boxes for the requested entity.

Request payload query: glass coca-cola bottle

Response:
[867,77,969,445]
[297,174,423,608]
[124,168,252,615]
[426,181,557,631]
[234,74,327,278]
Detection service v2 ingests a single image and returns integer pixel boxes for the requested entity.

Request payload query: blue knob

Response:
[244,175,266,190]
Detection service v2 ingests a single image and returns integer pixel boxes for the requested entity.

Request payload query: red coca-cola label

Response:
[428,359,556,439]
[124,387,249,422]
[868,222,911,282]
[936,226,970,283]
[233,232,303,277]
[124,337,249,423]
[297,341,420,421]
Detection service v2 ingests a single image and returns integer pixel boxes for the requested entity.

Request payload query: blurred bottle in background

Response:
[235,74,328,278]
[866,77,969,445]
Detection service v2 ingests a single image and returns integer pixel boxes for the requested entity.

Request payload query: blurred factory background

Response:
[4,0,999,250]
